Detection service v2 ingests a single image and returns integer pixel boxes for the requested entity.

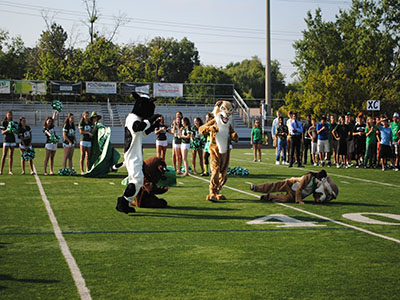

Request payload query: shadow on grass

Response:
[169,206,239,211]
[132,211,253,221]
[0,274,60,285]
[323,201,390,207]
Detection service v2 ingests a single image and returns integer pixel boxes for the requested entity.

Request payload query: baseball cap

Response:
[393,112,399,118]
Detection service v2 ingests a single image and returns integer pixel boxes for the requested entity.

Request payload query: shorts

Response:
[19,144,32,150]
[253,139,262,145]
[347,140,354,154]
[3,142,16,147]
[181,143,190,151]
[172,141,181,149]
[311,142,318,155]
[63,143,75,148]
[380,144,393,159]
[337,140,347,156]
[317,139,330,153]
[80,141,92,148]
[331,139,338,153]
[156,140,168,147]
[45,143,57,151]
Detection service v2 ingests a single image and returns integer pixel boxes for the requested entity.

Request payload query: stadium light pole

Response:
[264,0,272,133]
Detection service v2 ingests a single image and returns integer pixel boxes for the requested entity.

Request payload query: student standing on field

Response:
[191,117,205,174]
[62,113,76,174]
[79,111,94,175]
[303,114,312,165]
[154,115,168,161]
[251,119,263,162]
[179,117,192,176]
[275,117,288,165]
[271,110,281,155]
[377,117,398,171]
[43,110,58,175]
[329,115,338,165]
[316,116,330,167]
[332,115,350,168]
[307,118,318,166]
[363,116,378,168]
[288,112,303,167]
[353,114,366,168]
[345,113,355,167]
[18,117,35,175]
[391,112,400,169]
[0,111,16,175]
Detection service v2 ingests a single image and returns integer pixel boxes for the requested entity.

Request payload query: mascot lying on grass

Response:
[115,92,161,214]
[131,156,169,209]
[199,101,239,202]
[250,170,339,204]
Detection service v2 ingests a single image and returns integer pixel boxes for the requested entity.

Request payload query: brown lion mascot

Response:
[130,156,169,209]
[199,101,239,202]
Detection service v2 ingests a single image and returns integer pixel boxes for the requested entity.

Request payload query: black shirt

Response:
[155,124,168,141]
[79,120,94,142]
[303,121,312,140]
[43,126,56,144]
[1,120,16,143]
[18,125,32,146]
[354,122,366,144]
[63,122,76,145]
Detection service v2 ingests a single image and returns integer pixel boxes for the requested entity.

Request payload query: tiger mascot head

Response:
[212,100,235,128]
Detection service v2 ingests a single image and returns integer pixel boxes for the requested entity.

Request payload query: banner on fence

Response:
[14,80,47,95]
[153,83,183,97]
[86,82,117,94]
[51,81,82,95]
[120,83,150,95]
[0,80,11,94]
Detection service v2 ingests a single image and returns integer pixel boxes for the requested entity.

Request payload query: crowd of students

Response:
[0,110,101,175]
[270,110,400,171]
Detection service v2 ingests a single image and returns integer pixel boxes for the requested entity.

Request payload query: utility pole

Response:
[263,0,272,133]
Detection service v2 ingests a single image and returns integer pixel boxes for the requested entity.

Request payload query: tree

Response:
[0,29,27,79]
[290,0,400,116]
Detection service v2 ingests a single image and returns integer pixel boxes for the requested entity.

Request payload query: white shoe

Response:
[275,161,280,165]
[313,163,317,166]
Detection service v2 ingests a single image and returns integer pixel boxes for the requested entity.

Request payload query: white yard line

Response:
[189,174,400,244]
[231,158,399,188]
[33,165,92,300]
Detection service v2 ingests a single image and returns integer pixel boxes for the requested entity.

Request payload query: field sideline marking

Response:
[189,174,400,244]
[33,165,92,300]
[231,158,400,188]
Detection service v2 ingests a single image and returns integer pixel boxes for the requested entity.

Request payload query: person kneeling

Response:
[250,170,338,204]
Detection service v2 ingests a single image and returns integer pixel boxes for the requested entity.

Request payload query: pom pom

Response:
[49,133,60,144]
[21,147,35,161]
[51,100,63,112]
[58,168,77,176]
[7,121,19,134]
[227,166,250,176]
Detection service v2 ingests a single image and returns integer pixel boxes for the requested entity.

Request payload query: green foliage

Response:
[0,29,27,79]
[290,0,400,117]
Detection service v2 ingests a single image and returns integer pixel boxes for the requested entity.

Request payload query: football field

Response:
[1,147,399,299]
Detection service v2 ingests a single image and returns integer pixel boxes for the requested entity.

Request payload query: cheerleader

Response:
[79,111,94,175]
[0,111,16,175]
[191,117,205,174]
[171,112,183,174]
[18,117,35,175]
[43,110,58,175]
[62,113,76,174]
[154,115,168,160]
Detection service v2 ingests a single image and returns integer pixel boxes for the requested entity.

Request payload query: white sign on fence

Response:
[0,80,11,94]
[367,100,380,111]
[86,82,117,94]
[153,83,183,97]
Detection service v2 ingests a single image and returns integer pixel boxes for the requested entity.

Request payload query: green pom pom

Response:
[49,133,60,144]
[51,100,63,112]
[227,166,250,176]
[22,148,35,161]
[7,121,19,134]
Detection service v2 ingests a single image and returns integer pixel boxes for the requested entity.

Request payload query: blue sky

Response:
[0,0,351,83]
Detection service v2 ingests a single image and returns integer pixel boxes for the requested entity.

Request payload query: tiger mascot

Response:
[199,101,239,202]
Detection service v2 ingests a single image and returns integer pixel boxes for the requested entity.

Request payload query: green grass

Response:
[1,147,399,299]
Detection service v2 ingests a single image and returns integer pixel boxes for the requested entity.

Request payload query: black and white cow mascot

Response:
[115,92,161,214]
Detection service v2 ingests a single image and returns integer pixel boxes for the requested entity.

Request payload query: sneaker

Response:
[313,162,317,166]
[321,161,325,167]
[283,161,289,165]
[253,159,256,162]
[336,163,340,168]
[393,168,399,172]
[258,159,262,162]
[327,161,331,167]
[275,161,280,165]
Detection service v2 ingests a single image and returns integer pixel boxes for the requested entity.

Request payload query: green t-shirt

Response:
[251,127,262,141]
[365,125,377,145]
[391,121,400,142]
